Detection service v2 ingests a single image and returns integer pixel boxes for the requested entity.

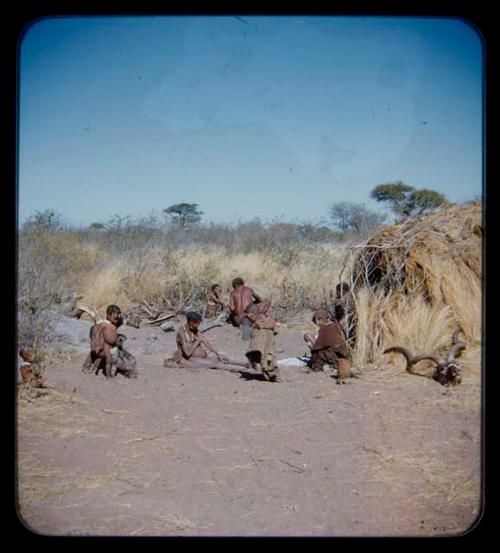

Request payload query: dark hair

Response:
[336,282,350,293]
[106,304,122,316]
[186,311,203,323]
[232,277,244,286]
[211,283,221,291]
[312,309,330,324]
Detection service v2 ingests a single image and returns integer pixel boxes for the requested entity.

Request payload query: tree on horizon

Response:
[163,203,203,228]
[370,181,448,218]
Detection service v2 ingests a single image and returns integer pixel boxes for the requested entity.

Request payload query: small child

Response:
[244,304,281,382]
[18,347,52,388]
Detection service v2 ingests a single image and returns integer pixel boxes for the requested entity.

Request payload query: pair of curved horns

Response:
[383,327,466,372]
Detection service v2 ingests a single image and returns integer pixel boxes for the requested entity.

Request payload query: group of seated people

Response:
[18,278,357,387]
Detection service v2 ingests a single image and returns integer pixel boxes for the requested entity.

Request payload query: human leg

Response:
[241,317,251,341]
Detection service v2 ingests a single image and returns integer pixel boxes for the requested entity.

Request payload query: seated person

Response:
[229,277,271,340]
[82,304,138,379]
[18,347,52,388]
[205,284,228,319]
[170,311,248,370]
[244,303,281,382]
[303,309,351,383]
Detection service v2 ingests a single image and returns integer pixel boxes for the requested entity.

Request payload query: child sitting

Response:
[18,347,52,388]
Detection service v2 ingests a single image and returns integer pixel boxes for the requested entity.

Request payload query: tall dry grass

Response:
[349,203,482,376]
[18,205,482,379]
[352,290,475,373]
[78,243,348,318]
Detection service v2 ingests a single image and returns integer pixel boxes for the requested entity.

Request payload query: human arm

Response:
[90,324,105,355]
[196,335,230,362]
[311,326,328,352]
[252,289,263,303]
[211,291,227,308]
[101,324,118,378]
[232,294,245,322]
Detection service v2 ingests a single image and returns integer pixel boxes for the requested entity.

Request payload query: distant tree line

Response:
[23,181,452,243]
[329,181,449,236]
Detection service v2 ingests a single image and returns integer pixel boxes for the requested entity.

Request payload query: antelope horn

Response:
[446,327,466,362]
[446,341,466,363]
[452,327,463,345]
[75,303,100,323]
[383,347,441,373]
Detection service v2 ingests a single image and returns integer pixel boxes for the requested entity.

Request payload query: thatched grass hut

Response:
[347,202,482,376]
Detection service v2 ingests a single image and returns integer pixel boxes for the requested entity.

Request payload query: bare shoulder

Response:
[102,323,118,344]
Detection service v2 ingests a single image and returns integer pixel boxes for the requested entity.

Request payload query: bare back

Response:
[230,285,260,320]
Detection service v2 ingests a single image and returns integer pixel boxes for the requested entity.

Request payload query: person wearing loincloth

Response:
[82,304,138,379]
[244,303,281,382]
[303,309,351,383]
[166,311,248,370]
[228,277,271,341]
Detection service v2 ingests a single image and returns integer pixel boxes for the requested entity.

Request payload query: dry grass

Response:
[361,448,481,512]
[95,243,346,316]
[349,203,482,375]
[18,204,482,380]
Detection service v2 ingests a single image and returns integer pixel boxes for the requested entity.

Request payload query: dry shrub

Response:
[271,244,347,319]
[79,260,131,311]
[349,203,482,374]
[73,242,347,319]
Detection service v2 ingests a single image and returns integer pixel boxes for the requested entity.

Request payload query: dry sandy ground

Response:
[16,314,482,537]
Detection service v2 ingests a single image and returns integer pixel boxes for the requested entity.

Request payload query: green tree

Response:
[370,181,415,217]
[89,222,105,230]
[370,181,447,218]
[24,209,64,231]
[163,203,203,227]
[406,188,448,215]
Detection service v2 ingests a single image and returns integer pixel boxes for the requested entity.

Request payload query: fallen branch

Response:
[145,313,178,325]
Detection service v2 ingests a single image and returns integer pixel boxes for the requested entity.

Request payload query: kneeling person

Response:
[304,309,351,383]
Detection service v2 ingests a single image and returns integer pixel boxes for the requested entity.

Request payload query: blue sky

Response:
[18,15,483,227]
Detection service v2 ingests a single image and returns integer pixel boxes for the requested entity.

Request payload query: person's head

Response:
[211,284,222,293]
[336,282,350,297]
[186,311,203,332]
[245,302,260,323]
[106,304,122,326]
[19,346,34,363]
[312,309,330,326]
[232,277,244,288]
